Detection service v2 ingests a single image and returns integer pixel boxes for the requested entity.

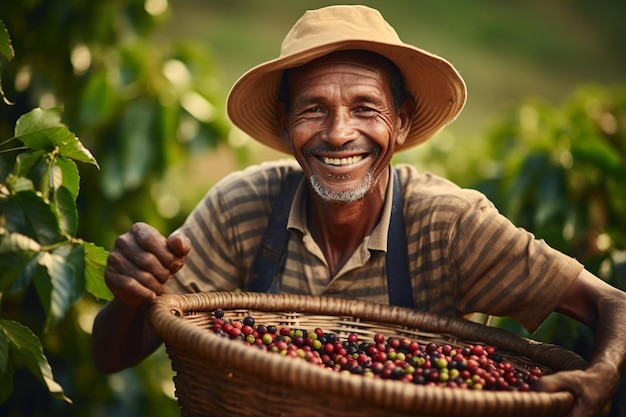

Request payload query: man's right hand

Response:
[104,222,191,306]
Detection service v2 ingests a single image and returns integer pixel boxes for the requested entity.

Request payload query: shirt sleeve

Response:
[449,192,584,333]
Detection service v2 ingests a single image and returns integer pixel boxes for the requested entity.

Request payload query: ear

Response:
[275,102,293,150]
[394,97,415,147]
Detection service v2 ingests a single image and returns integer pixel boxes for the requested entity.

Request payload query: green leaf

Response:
[59,243,86,303]
[15,151,80,201]
[0,320,71,403]
[0,21,14,63]
[6,253,40,294]
[0,233,41,292]
[0,20,15,106]
[53,157,80,200]
[4,190,61,245]
[0,228,42,254]
[35,244,85,331]
[14,108,99,168]
[4,173,35,193]
[84,241,113,301]
[14,150,47,184]
[33,261,53,321]
[52,186,78,237]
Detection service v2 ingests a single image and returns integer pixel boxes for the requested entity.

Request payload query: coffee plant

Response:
[0,21,112,404]
[473,85,626,415]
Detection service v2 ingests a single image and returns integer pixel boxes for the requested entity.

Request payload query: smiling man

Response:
[92,6,626,417]
[278,50,413,277]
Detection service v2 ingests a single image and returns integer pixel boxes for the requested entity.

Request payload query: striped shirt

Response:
[166,159,583,333]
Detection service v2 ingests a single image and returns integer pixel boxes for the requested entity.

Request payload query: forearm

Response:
[587,292,626,377]
[92,299,163,374]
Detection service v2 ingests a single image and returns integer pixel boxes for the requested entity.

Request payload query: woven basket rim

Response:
[150,291,585,416]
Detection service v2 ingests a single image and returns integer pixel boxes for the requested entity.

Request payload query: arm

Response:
[92,222,190,374]
[536,269,626,417]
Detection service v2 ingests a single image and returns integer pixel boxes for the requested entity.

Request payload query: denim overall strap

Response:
[386,168,415,308]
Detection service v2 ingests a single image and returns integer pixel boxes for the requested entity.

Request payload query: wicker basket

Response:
[149,291,586,417]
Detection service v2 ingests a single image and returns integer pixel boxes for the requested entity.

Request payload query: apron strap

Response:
[248,170,302,293]
[386,168,415,308]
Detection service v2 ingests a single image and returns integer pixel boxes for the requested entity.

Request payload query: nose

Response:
[321,109,359,147]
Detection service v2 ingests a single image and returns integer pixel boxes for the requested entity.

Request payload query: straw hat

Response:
[227,5,466,154]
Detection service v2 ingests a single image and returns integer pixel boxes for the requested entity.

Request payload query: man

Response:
[92,5,626,417]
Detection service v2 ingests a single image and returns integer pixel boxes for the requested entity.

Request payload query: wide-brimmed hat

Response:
[227,5,467,154]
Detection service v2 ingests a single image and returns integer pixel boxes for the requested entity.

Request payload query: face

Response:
[278,51,412,204]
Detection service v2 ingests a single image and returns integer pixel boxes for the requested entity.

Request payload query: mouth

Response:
[321,155,365,166]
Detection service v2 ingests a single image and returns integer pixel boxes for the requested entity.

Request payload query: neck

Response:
[307,168,390,277]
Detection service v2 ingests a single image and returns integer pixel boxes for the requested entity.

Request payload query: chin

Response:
[309,172,373,204]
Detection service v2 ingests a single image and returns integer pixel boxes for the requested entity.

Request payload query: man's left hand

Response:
[534,363,619,417]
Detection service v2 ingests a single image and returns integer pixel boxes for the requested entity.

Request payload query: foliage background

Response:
[0,0,624,416]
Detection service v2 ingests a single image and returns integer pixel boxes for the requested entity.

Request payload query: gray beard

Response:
[308,171,373,203]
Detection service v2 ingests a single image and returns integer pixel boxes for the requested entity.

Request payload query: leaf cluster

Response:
[475,85,626,383]
[0,0,233,251]
[0,2,232,412]
[477,85,626,273]
[0,24,112,403]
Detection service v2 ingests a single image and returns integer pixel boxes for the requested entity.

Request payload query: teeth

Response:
[322,155,364,166]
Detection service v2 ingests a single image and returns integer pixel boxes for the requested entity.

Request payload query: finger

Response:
[167,230,191,257]
[533,372,579,394]
[105,269,162,306]
[113,230,172,284]
[132,223,187,274]
[533,378,575,417]
[166,231,191,272]
[106,248,168,292]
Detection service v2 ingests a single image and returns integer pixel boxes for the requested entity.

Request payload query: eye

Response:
[355,106,377,115]
[299,106,325,119]
[305,106,323,114]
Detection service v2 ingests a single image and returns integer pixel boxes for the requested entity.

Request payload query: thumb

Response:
[166,231,191,257]
[165,231,191,273]
[533,371,578,394]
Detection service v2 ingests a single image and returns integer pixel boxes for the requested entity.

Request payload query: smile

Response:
[322,155,364,166]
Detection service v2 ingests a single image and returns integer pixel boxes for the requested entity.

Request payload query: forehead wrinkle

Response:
[291,74,388,109]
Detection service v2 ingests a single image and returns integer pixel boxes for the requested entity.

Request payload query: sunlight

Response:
[144,0,168,16]
[71,44,91,75]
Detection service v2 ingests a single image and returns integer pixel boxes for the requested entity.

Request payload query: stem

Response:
[0,136,19,147]
[39,237,83,252]
[0,146,27,154]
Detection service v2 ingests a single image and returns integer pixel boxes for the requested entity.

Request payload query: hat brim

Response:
[227,40,466,154]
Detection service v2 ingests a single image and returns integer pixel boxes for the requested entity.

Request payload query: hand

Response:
[105,222,191,306]
[534,363,619,417]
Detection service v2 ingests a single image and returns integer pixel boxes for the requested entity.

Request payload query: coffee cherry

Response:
[209,312,544,391]
[261,333,273,345]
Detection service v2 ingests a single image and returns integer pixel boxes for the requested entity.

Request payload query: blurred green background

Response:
[0,0,625,416]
